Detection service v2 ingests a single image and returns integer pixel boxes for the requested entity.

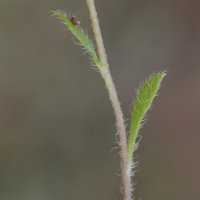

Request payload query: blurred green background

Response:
[1,0,200,199]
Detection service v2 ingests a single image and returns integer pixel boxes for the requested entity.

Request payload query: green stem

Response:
[86,1,132,200]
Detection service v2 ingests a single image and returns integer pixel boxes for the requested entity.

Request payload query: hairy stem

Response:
[86,1,132,199]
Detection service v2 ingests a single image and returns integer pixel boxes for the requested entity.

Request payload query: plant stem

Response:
[86,1,132,199]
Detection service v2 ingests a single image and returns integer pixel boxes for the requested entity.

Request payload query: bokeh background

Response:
[1,0,200,199]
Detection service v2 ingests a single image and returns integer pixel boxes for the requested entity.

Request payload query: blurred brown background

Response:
[1,0,200,199]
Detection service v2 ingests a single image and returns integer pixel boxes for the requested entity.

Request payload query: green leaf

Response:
[53,10,101,67]
[127,72,166,174]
